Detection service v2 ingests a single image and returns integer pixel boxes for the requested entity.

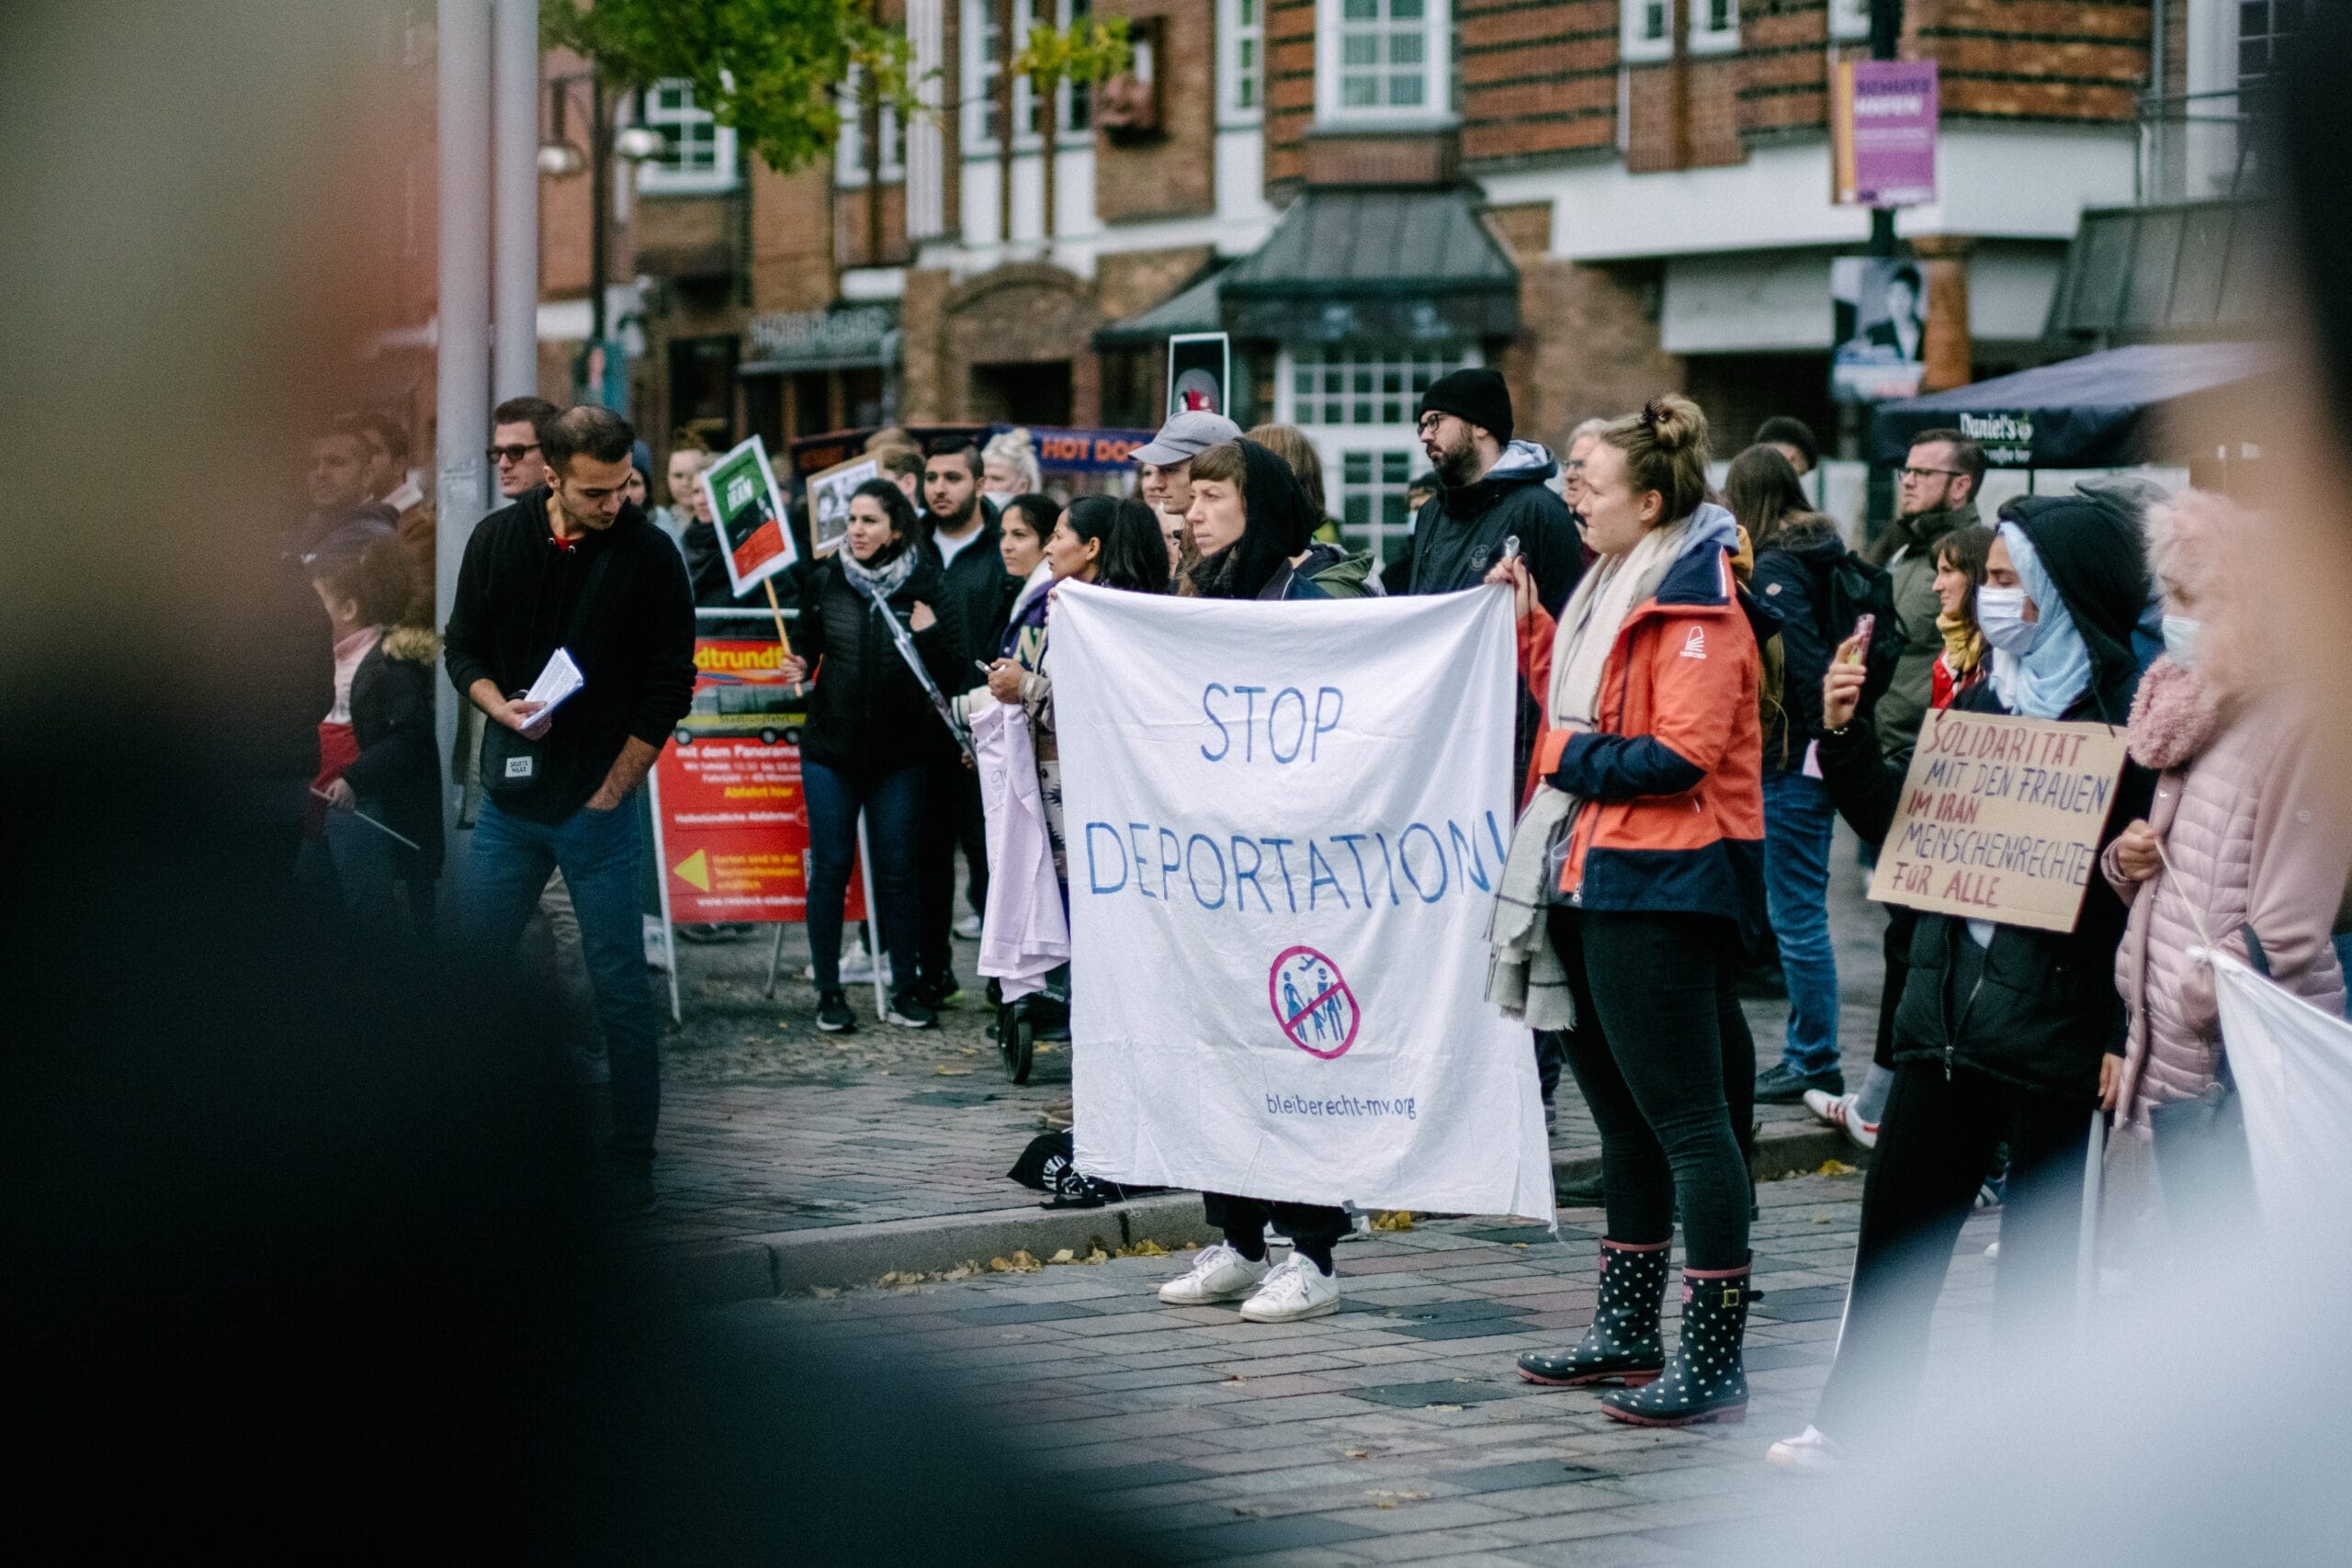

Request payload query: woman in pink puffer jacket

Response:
[2105,492,2352,1163]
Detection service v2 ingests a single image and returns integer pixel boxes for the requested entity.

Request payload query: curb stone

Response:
[624,1122,1862,1307]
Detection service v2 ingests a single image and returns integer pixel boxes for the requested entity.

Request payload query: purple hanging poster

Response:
[1834,60,1938,209]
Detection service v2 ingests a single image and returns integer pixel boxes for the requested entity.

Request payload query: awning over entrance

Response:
[1218,188,1519,344]
[1868,341,2274,468]
[1097,188,1520,348]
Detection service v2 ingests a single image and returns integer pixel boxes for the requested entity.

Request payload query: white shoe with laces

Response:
[1159,1242,1270,1305]
[1238,1255,1341,1323]
[1804,1088,1880,1152]
[1765,1425,1842,1473]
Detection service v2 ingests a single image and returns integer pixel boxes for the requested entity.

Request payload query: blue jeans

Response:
[461,795,662,1164]
[1762,769,1840,1080]
[802,760,924,998]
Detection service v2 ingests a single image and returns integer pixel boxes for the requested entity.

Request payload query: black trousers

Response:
[1813,1057,2092,1439]
[1548,908,1756,1271]
[916,760,989,983]
[1202,1193,1349,1268]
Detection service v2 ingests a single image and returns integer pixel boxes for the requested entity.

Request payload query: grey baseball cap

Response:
[1133,410,1242,466]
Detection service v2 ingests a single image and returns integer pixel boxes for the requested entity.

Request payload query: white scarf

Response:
[1486,506,1731,1027]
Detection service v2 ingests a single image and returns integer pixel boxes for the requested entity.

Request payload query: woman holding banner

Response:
[1487,396,1769,1427]
[780,479,972,1034]
[1155,440,1365,1325]
[1765,495,2155,1472]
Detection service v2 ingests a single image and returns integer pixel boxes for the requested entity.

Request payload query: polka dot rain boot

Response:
[1515,1238,1668,1388]
[1599,1264,1750,1427]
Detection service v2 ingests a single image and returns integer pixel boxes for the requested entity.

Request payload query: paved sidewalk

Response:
[712,1172,2000,1564]
[625,826,1891,1271]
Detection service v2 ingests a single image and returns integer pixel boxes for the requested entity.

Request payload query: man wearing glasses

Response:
[1868,428,1986,757]
[488,396,559,500]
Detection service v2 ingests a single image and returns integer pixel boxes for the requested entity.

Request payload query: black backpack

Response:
[1820,547,1906,709]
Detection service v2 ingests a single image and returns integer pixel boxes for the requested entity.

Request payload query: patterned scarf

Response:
[839,539,919,602]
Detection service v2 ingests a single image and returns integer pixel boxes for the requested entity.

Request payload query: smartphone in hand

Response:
[1842,614,1875,666]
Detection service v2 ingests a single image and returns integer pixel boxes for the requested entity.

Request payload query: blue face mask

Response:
[1975,585,2039,655]
[2162,614,2202,671]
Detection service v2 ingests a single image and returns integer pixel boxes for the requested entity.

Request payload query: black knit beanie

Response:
[1418,367,1513,446]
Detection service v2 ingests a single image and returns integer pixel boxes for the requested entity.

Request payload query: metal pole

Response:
[492,0,540,401]
[857,813,888,1020]
[1867,0,1903,260]
[590,73,609,346]
[436,0,494,840]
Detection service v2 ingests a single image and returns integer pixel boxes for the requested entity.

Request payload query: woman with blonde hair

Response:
[1490,396,1770,1427]
[980,428,1041,505]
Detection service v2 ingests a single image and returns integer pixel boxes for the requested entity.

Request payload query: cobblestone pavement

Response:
[628,825,1891,1252]
[710,1172,2001,1564]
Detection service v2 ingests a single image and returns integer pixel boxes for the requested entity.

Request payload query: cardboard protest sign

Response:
[701,435,797,595]
[1052,582,1555,1223]
[1868,707,2131,933]
[651,639,862,923]
[803,455,876,558]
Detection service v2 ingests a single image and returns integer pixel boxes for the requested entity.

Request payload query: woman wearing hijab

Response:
[780,479,972,1035]
[1153,440,1371,1326]
[1768,495,2157,1472]
[1487,396,1770,1428]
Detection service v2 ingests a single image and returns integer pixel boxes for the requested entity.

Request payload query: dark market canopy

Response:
[1869,341,2275,468]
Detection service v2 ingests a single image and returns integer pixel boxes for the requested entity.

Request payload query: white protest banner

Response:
[1868,707,2131,932]
[1051,581,1555,1223]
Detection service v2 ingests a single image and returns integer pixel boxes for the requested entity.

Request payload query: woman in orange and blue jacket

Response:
[1486,396,1775,1428]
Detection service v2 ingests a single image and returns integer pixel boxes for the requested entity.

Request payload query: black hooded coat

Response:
[1187,440,1318,602]
[1817,493,2155,1100]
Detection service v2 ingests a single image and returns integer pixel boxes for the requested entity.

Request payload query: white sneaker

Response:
[1765,1425,1842,1473]
[953,913,984,940]
[1238,1255,1341,1323]
[1804,1089,1879,1152]
[1159,1243,1270,1305]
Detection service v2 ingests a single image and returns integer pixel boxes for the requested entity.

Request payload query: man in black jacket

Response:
[913,438,1000,998]
[1394,368,1584,615]
[445,404,695,1206]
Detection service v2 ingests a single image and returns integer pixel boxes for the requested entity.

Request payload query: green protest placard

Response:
[1867,707,2131,934]
[699,435,797,596]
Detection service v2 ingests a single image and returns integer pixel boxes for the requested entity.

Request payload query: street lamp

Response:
[539,75,669,397]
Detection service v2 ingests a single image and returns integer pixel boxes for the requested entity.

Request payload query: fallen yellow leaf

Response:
[1369,1211,1414,1232]
[1048,1247,1076,1265]
[934,1065,972,1077]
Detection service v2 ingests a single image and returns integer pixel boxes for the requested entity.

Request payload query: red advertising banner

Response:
[654,639,862,923]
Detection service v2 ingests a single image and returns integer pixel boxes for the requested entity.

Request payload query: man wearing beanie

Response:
[1395,367,1583,616]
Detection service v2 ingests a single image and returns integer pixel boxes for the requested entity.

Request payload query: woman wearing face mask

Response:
[1487,397,1769,1428]
[1769,495,2157,1472]
[780,480,972,1035]
[1805,521,1996,1151]
[2101,492,2352,1248]
[980,428,1041,511]
[1152,439,1373,1328]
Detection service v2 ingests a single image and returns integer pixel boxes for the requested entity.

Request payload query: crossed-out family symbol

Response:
[1267,945,1360,1059]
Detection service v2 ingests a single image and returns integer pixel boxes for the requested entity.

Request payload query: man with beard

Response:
[1868,428,1984,757]
[913,439,998,994]
[1394,368,1582,616]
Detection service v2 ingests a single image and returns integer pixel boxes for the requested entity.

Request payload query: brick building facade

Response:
[363,2,2292,557]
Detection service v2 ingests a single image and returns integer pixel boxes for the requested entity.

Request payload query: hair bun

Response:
[1638,393,1707,455]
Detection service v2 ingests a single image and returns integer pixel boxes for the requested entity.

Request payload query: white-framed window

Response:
[2237,0,2305,86]
[963,0,1095,152]
[1621,0,1671,63]
[639,78,738,193]
[836,69,908,186]
[1317,0,1452,123]
[1689,0,1738,52]
[1278,343,1476,562]
[1828,0,1870,41]
[1221,0,1265,123]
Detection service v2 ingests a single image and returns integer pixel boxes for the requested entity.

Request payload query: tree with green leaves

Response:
[1009,14,1130,241]
[544,0,925,181]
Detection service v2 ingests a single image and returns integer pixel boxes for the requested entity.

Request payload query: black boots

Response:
[1600,1265,1751,1427]
[1516,1239,1669,1388]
